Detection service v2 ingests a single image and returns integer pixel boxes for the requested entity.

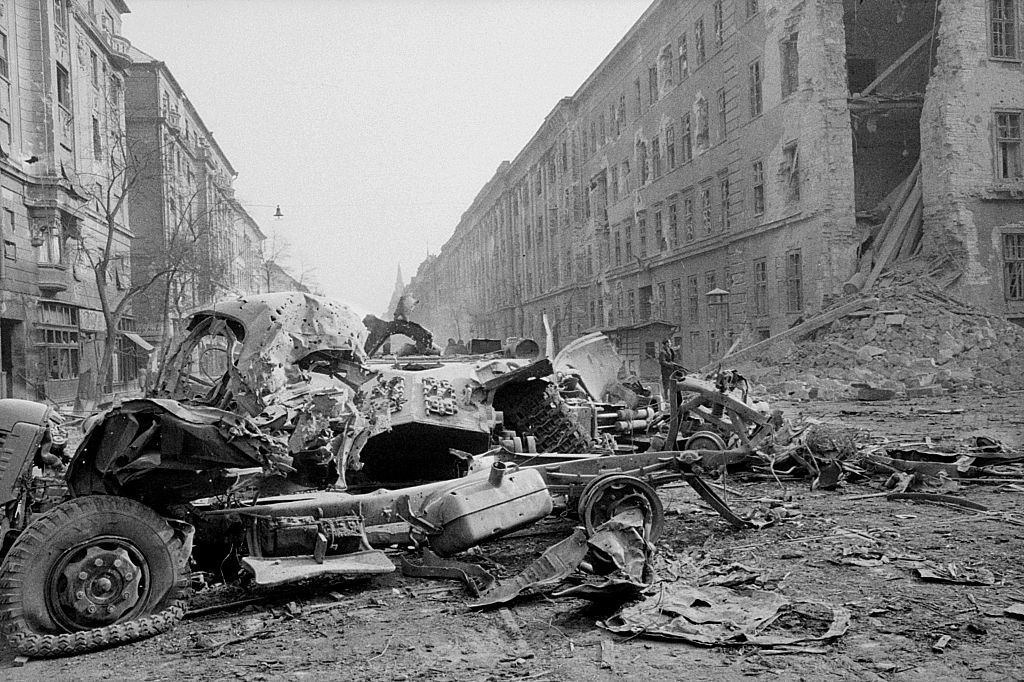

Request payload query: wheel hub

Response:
[54,541,145,628]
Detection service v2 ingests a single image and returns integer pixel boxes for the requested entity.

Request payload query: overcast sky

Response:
[123,0,650,315]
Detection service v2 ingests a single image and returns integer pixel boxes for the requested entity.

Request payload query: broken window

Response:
[786,250,803,312]
[649,65,658,106]
[668,201,678,246]
[719,173,730,230]
[783,141,801,202]
[713,0,724,46]
[753,258,768,316]
[666,123,676,169]
[688,275,700,322]
[752,160,765,215]
[990,0,1019,59]
[38,302,79,380]
[681,113,693,163]
[701,186,712,234]
[1005,234,1024,300]
[695,18,706,65]
[996,111,1023,179]
[696,96,709,150]
[654,208,664,250]
[746,0,759,18]
[652,135,662,178]
[781,33,799,98]
[678,34,689,80]
[749,59,763,117]
[717,88,727,140]
[684,194,695,241]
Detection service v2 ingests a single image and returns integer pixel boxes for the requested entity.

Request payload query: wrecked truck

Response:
[0,293,577,657]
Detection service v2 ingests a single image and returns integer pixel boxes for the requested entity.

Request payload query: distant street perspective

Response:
[1,0,1023,680]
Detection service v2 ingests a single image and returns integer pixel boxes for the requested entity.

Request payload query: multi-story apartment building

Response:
[0,0,141,403]
[406,0,1024,379]
[124,50,266,347]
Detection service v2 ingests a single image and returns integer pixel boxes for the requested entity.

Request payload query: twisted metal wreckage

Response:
[0,292,848,658]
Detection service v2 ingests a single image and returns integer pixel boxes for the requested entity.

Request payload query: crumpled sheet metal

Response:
[600,584,850,647]
[553,332,621,400]
[470,509,654,609]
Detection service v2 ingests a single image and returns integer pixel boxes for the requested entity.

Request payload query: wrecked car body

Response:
[0,293,560,657]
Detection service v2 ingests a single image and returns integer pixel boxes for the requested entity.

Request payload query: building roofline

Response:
[112,0,131,14]
[127,59,238,176]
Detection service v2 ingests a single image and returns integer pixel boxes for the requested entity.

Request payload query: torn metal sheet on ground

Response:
[600,584,850,647]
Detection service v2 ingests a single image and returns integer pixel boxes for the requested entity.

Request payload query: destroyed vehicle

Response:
[0,293,569,657]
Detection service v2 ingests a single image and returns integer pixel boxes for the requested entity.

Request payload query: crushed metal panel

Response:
[242,550,395,586]
[553,332,621,400]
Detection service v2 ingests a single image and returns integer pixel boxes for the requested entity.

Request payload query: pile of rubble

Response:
[737,275,1024,401]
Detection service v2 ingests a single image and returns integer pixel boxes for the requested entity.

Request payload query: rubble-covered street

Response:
[4,390,1021,681]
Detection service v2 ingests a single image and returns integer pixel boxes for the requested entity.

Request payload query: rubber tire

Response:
[577,474,666,542]
[0,495,190,657]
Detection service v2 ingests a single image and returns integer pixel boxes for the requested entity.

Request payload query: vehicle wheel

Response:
[0,495,191,657]
[685,430,727,451]
[577,474,665,542]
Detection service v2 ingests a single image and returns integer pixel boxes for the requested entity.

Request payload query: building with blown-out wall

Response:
[405,0,1024,380]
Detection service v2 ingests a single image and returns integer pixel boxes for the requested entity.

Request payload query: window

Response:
[114,319,142,385]
[621,159,631,194]
[610,165,619,204]
[652,135,662,178]
[717,88,727,140]
[690,331,702,361]
[688,275,700,323]
[618,94,626,134]
[752,160,765,215]
[700,186,712,234]
[625,221,633,259]
[599,113,606,145]
[713,0,724,46]
[782,33,799,97]
[37,220,62,264]
[684,194,695,241]
[56,64,71,110]
[784,141,801,202]
[991,0,1019,59]
[90,51,99,88]
[668,202,678,246]
[590,120,597,152]
[666,124,676,170]
[649,65,658,105]
[704,271,717,322]
[627,290,636,322]
[696,96,709,149]
[638,140,648,185]
[639,285,653,320]
[678,35,689,80]
[719,173,730,230]
[657,283,667,318]
[53,0,68,33]
[614,230,622,266]
[0,32,9,80]
[672,279,682,321]
[638,212,647,256]
[635,78,642,117]
[709,330,720,359]
[753,259,768,315]
[39,303,80,381]
[749,59,763,117]
[786,250,803,312]
[654,209,664,250]
[695,19,706,65]
[1005,233,1024,300]
[92,117,102,160]
[996,112,1023,179]
[681,113,693,163]
[747,0,759,18]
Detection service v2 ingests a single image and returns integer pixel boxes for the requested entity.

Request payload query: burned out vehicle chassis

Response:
[0,293,748,658]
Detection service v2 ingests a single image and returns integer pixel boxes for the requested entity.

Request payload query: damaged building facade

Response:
[0,0,139,402]
[125,51,267,348]
[405,0,1024,377]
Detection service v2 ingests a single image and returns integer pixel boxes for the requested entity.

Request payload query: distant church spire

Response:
[385,264,405,319]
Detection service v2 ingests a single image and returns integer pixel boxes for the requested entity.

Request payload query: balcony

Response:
[37,262,68,293]
[106,33,132,68]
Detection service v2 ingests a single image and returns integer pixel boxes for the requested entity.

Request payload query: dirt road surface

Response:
[3,391,1023,681]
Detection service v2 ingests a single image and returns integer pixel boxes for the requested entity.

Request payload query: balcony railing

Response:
[37,262,69,293]
[107,33,132,67]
